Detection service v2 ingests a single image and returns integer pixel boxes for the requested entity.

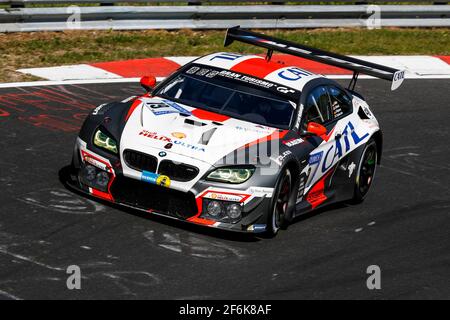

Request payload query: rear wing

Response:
[224,27,405,91]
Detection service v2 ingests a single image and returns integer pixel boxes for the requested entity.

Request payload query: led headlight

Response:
[206,167,255,184]
[93,129,118,154]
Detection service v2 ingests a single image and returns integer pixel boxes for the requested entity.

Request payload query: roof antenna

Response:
[266,49,273,62]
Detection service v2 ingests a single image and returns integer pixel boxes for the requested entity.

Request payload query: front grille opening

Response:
[123,149,157,172]
[158,160,199,182]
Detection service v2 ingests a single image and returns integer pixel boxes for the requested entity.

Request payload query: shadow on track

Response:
[59,165,352,243]
[58,165,261,243]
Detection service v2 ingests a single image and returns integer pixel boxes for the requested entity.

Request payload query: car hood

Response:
[120,96,281,167]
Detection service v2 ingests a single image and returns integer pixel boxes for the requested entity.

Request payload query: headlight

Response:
[226,203,242,219]
[206,201,223,217]
[206,167,255,184]
[93,129,118,154]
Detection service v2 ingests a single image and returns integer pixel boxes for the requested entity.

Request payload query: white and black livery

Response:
[65,27,405,236]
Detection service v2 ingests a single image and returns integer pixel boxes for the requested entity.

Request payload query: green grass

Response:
[0,28,449,82]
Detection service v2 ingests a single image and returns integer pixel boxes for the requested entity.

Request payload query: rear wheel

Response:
[351,139,378,203]
[266,168,294,237]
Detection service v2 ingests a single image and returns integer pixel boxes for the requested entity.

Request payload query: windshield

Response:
[154,65,300,129]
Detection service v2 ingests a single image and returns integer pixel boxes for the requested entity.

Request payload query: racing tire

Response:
[265,168,296,237]
[351,138,378,204]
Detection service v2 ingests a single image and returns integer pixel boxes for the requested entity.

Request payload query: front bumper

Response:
[66,147,272,233]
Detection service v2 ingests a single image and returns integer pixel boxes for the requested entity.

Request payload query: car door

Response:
[293,85,335,211]
[300,85,336,191]
[297,84,366,211]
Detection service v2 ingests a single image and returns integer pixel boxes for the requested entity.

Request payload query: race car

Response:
[64,27,405,236]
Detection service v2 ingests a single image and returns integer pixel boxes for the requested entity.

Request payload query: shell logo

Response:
[171,132,186,139]
[156,175,171,188]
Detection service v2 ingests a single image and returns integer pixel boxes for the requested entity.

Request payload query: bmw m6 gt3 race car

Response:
[65,27,405,236]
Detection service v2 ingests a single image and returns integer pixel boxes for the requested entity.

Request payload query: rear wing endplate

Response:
[224,27,405,91]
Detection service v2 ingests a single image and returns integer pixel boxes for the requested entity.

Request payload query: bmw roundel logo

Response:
[159,151,167,157]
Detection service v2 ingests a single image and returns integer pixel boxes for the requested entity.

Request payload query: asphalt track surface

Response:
[0,79,449,300]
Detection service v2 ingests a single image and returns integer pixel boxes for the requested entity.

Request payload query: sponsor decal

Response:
[156,175,171,188]
[305,121,369,188]
[139,130,171,142]
[197,68,211,76]
[83,156,108,171]
[235,125,272,134]
[247,224,266,232]
[393,70,405,81]
[158,151,167,157]
[278,67,313,81]
[171,132,186,139]
[247,187,274,198]
[162,100,191,115]
[185,63,300,101]
[205,70,219,78]
[306,151,323,187]
[277,87,296,94]
[309,152,323,165]
[186,66,200,74]
[321,121,369,173]
[186,67,219,79]
[173,140,206,152]
[139,130,205,152]
[294,104,304,130]
[391,70,405,90]
[206,193,243,202]
[141,170,171,187]
[202,190,251,203]
[332,102,343,118]
[218,70,275,89]
[273,150,292,165]
[141,171,158,184]
[283,137,304,147]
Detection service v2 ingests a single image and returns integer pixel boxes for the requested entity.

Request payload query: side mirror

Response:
[140,75,157,92]
[302,122,327,137]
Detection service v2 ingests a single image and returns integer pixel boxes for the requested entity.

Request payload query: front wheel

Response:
[265,168,295,237]
[351,139,378,204]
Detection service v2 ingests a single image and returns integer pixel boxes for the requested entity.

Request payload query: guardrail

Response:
[0,0,448,5]
[0,3,449,32]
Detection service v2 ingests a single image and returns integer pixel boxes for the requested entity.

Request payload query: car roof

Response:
[193,52,324,91]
